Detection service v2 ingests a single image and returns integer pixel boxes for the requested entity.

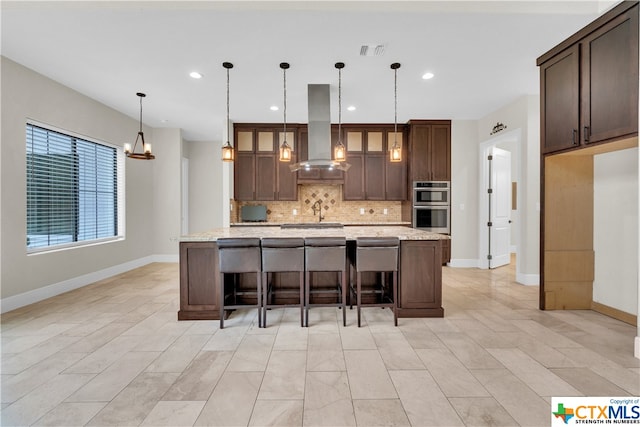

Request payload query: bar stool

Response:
[304,237,347,327]
[350,237,399,327]
[218,238,262,329]
[261,238,305,327]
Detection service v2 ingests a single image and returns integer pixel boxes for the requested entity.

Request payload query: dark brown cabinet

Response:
[397,240,443,317]
[233,125,298,201]
[178,242,220,320]
[540,46,580,153]
[342,126,407,201]
[538,3,638,154]
[408,120,451,182]
[179,238,444,320]
[538,1,639,312]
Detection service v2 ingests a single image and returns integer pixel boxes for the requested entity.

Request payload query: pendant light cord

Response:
[139,95,143,133]
[338,67,342,138]
[394,67,398,144]
[283,66,287,137]
[226,66,230,142]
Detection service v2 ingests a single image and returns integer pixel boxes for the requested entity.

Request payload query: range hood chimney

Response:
[289,84,350,172]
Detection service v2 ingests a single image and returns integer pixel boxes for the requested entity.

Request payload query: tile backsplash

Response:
[233,184,403,223]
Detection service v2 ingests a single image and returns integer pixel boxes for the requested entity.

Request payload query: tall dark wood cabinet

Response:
[342,125,407,201]
[234,125,298,201]
[538,2,638,154]
[408,120,451,182]
[538,1,638,312]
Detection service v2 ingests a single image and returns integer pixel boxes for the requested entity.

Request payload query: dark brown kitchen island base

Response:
[179,237,444,321]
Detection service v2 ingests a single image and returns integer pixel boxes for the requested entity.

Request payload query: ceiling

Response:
[1,1,611,141]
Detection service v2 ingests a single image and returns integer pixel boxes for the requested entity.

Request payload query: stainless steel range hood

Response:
[289,84,350,172]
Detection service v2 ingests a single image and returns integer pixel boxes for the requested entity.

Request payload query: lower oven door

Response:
[413,205,450,234]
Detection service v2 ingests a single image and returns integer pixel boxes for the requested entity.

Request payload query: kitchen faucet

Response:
[312,200,324,222]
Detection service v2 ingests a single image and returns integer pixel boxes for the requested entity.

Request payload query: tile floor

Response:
[1,260,638,426]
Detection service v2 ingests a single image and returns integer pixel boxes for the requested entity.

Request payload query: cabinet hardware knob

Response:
[572,129,578,145]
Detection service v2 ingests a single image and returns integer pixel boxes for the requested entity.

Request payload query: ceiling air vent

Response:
[360,44,385,56]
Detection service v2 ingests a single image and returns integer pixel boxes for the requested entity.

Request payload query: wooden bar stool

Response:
[350,237,399,327]
[218,238,262,329]
[261,237,305,327]
[304,237,347,327]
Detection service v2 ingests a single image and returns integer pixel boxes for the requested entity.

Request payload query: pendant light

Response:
[389,62,402,163]
[221,62,235,162]
[334,62,346,162]
[279,62,292,162]
[124,92,155,159]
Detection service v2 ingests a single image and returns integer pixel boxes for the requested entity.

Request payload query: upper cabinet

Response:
[408,120,451,182]
[538,2,638,154]
[342,125,408,201]
[233,125,298,201]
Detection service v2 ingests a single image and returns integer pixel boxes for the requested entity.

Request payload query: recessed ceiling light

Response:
[270,105,279,111]
[347,106,356,111]
[422,72,434,80]
[189,71,203,79]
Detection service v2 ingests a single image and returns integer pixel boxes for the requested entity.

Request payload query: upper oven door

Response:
[413,188,450,205]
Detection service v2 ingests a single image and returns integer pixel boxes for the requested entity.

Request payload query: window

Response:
[26,123,122,252]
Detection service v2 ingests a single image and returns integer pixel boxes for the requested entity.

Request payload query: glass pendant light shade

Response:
[334,142,346,162]
[125,93,155,160]
[221,62,235,162]
[389,63,402,163]
[279,140,292,161]
[390,142,402,162]
[334,62,346,162]
[279,62,291,162]
[222,141,234,161]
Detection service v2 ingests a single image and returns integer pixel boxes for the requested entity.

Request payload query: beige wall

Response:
[0,57,183,306]
[450,120,479,263]
[184,141,223,233]
[593,148,638,316]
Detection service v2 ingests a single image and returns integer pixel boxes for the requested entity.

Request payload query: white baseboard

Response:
[448,259,481,268]
[0,255,177,314]
[635,336,640,360]
[510,245,518,253]
[516,272,539,286]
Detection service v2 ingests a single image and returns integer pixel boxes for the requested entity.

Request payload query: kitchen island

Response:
[178,226,446,321]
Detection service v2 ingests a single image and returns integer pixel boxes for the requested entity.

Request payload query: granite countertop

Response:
[230,221,412,227]
[180,225,448,242]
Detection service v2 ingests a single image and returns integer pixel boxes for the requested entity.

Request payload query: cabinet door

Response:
[343,130,365,200]
[365,155,385,200]
[540,45,580,153]
[178,242,220,319]
[255,154,276,200]
[409,125,431,181]
[234,153,255,201]
[581,6,638,145]
[430,125,451,181]
[277,131,297,200]
[398,240,442,309]
[386,130,407,200]
[343,155,364,200]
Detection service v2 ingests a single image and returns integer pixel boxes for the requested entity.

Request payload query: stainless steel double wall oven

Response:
[412,181,450,234]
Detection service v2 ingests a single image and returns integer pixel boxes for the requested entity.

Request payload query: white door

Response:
[489,147,511,268]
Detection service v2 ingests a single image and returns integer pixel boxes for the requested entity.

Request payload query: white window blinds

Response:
[26,123,119,251]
